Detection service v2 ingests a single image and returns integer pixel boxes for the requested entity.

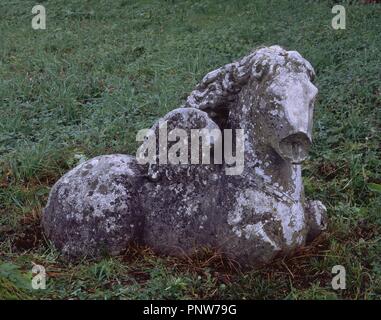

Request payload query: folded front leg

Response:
[305,200,328,242]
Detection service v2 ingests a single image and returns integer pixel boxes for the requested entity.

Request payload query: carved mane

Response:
[184,45,316,127]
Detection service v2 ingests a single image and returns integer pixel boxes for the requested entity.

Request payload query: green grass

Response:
[0,0,380,299]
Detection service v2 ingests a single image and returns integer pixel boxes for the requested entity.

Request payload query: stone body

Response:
[42,155,144,258]
[42,46,327,266]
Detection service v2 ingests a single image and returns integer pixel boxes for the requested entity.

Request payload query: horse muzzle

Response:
[279,132,312,164]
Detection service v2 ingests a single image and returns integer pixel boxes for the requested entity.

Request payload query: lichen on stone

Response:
[42,46,327,266]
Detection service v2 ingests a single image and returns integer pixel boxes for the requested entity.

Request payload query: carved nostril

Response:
[279,132,311,164]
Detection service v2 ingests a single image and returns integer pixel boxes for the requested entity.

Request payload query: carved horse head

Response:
[250,46,317,164]
[186,45,317,165]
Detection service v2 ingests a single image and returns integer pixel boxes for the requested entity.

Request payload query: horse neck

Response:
[228,93,303,201]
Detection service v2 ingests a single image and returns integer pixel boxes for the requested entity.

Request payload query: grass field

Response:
[0,0,380,299]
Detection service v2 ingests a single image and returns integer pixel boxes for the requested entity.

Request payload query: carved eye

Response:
[306,66,316,82]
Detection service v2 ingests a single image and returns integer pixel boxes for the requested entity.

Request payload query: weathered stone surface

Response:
[42,46,327,266]
[42,154,144,259]
[305,200,328,242]
[140,45,325,265]
[137,107,222,183]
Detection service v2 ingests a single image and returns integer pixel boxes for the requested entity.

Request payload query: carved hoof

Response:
[42,155,144,259]
[305,200,327,242]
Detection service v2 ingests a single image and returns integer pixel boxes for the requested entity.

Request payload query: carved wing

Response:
[137,108,222,182]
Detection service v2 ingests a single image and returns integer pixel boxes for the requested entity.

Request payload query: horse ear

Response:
[286,50,316,82]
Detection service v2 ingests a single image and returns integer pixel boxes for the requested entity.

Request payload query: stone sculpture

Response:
[42,46,327,266]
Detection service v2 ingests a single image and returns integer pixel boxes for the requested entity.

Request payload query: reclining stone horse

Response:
[42,46,327,266]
